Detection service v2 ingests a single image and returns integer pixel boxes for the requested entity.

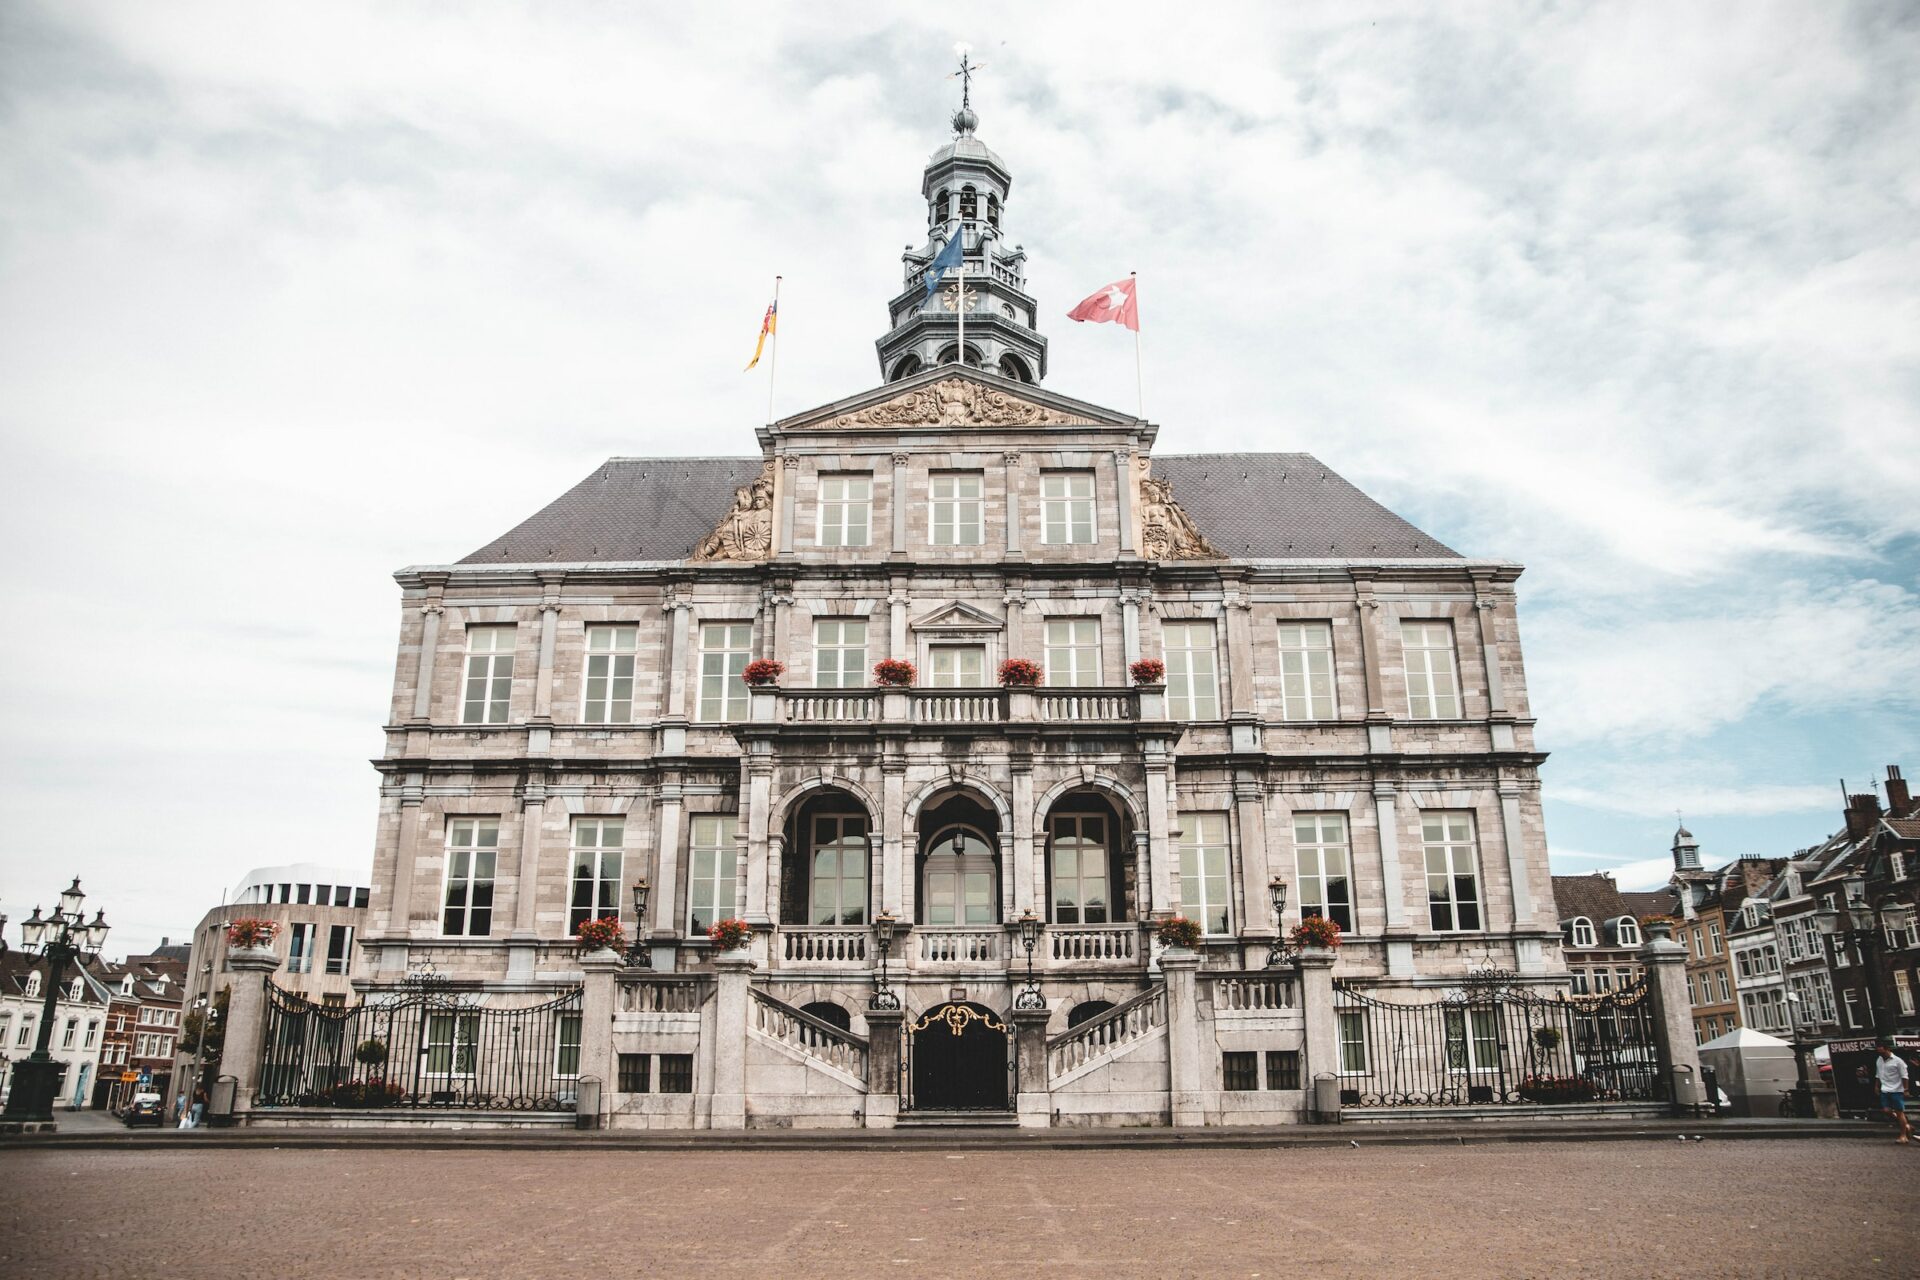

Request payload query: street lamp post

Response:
[625,877,652,969]
[1265,878,1290,968]
[1013,909,1044,1011]
[870,912,903,1011]
[1815,874,1894,1041]
[3,879,111,1124]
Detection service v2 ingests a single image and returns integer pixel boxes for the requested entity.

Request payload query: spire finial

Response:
[950,43,983,135]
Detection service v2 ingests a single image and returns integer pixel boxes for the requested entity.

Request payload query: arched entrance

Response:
[908,1002,1010,1111]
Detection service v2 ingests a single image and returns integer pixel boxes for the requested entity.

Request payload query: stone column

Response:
[777,455,800,558]
[1350,573,1392,753]
[1235,781,1273,948]
[389,780,425,941]
[888,577,909,660]
[221,947,282,1119]
[708,950,755,1129]
[1010,763,1037,925]
[864,1008,903,1128]
[1112,451,1135,555]
[882,764,907,919]
[577,949,621,1128]
[1012,1007,1053,1128]
[1638,925,1704,1113]
[1161,948,1208,1127]
[1373,785,1415,978]
[512,782,549,939]
[1144,750,1176,915]
[1496,782,1538,931]
[1121,591,1143,667]
[409,596,445,724]
[532,580,563,725]
[664,597,692,720]
[890,452,910,558]
[1002,451,1023,557]
[743,758,773,925]
[1295,949,1338,1117]
[652,785,684,953]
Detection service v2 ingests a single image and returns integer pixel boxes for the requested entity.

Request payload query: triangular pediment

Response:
[776,366,1139,432]
[910,600,1004,633]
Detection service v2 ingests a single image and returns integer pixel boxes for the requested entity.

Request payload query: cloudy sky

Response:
[2,2,1916,955]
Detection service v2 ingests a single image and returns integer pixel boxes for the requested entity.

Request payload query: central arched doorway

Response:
[908,1001,1010,1111]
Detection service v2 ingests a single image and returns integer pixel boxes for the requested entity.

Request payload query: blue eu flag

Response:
[924,229,964,300]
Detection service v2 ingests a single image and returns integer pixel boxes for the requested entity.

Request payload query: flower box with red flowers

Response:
[226,918,279,949]
[575,916,626,953]
[872,658,916,687]
[741,659,785,687]
[1155,915,1204,949]
[1290,915,1343,950]
[1129,658,1166,685]
[998,658,1042,687]
[704,917,753,951]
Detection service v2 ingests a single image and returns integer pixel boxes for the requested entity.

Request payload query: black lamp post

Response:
[870,912,902,1011]
[1265,877,1290,968]
[626,877,652,969]
[1013,909,1045,1011]
[3,878,111,1123]
[1815,874,1894,1040]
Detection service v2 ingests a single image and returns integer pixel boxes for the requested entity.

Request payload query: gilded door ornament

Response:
[822,378,1084,428]
[692,462,775,561]
[1137,474,1220,560]
[910,1003,1010,1036]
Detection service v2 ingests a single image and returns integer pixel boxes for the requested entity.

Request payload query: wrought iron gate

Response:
[900,1002,1016,1111]
[1332,972,1662,1108]
[257,981,584,1111]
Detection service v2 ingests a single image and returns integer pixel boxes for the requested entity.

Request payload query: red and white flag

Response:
[1066,276,1140,331]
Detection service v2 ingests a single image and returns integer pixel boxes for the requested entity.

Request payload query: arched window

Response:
[933,189,950,225]
[958,186,978,221]
[1046,792,1134,924]
[997,354,1031,383]
[934,343,982,368]
[799,1002,851,1032]
[1067,1000,1115,1029]
[781,791,870,926]
[986,193,1000,228]
[889,355,923,382]
[924,825,997,924]
[1616,917,1641,946]
[1570,917,1596,948]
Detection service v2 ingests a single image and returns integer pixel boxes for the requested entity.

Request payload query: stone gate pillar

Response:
[578,950,621,1127]
[864,1008,903,1129]
[708,951,755,1130]
[220,946,282,1120]
[1161,947,1208,1126]
[1012,1006,1052,1129]
[1296,948,1338,1116]
[1637,923,1702,1112]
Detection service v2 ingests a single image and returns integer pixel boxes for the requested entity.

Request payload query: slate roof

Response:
[1619,889,1676,920]
[457,453,1460,565]
[1550,873,1628,924]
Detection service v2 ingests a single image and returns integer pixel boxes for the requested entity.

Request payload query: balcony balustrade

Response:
[778,927,870,966]
[759,684,1158,730]
[769,923,1144,971]
[1046,923,1140,966]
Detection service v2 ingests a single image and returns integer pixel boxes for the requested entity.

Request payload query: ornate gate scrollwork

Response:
[910,1003,1009,1037]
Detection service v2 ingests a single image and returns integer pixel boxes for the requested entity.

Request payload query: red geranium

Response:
[226,918,279,948]
[705,918,753,951]
[872,658,916,687]
[741,659,785,686]
[998,658,1042,687]
[1155,916,1203,949]
[575,916,626,953]
[1290,916,1343,950]
[1129,658,1166,684]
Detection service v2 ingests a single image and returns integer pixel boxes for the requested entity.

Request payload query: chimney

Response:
[1887,765,1911,816]
[1844,791,1882,841]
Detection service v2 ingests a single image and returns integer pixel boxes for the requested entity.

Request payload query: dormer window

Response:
[958,186,977,221]
[68,979,84,1001]
[25,973,41,998]
[1616,917,1640,946]
[1570,917,1596,948]
[121,975,135,996]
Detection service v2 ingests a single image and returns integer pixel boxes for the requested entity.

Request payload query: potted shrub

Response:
[1639,913,1679,941]
[741,658,785,687]
[998,658,1042,687]
[575,915,626,955]
[1129,658,1166,685]
[1532,1027,1562,1051]
[354,1038,390,1068]
[1289,916,1343,951]
[872,658,916,687]
[225,918,279,954]
[1155,915,1203,950]
[1518,1074,1598,1105]
[705,917,753,952]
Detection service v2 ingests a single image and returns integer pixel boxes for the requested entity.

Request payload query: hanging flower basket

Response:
[1290,916,1343,950]
[998,658,1042,687]
[1129,658,1166,685]
[872,658,916,687]
[226,918,279,949]
[705,917,753,951]
[1156,916,1203,949]
[354,1038,390,1067]
[575,916,626,954]
[741,658,785,687]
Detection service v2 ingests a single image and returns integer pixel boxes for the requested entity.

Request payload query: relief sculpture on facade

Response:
[1138,473,1220,560]
[821,377,1086,428]
[692,462,775,561]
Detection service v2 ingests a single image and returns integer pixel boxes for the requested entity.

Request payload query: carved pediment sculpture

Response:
[822,377,1087,428]
[1138,473,1221,561]
[692,461,775,561]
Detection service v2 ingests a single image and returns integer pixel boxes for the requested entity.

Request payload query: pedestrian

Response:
[1873,1040,1912,1144]
[175,1093,190,1130]
[190,1086,207,1128]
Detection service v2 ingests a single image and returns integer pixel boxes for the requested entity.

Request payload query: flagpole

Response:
[1131,271,1145,418]
[765,275,782,422]
[956,254,966,370]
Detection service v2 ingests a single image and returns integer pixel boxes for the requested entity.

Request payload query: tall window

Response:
[1163,622,1219,720]
[325,925,354,976]
[817,474,872,547]
[1616,917,1641,946]
[809,813,869,926]
[1293,814,1353,931]
[1898,971,1915,1017]
[424,1012,479,1076]
[1337,1009,1369,1073]
[442,818,499,937]
[1444,1007,1500,1071]
[929,645,985,687]
[930,472,983,545]
[1571,918,1597,948]
[286,922,315,974]
[569,818,625,933]
[1051,813,1111,925]
[1277,622,1336,720]
[84,1020,98,1049]
[1422,812,1481,931]
[62,1018,78,1049]
[687,815,739,935]
[1044,619,1101,686]
[583,625,638,724]
[555,1013,582,1079]
[462,626,516,724]
[924,827,996,925]
[813,619,869,688]
[1178,813,1232,935]
[1040,471,1095,544]
[1400,621,1461,719]
[697,622,752,721]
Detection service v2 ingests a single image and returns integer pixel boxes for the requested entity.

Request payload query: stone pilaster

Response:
[1638,925,1704,1112]
[864,1008,903,1128]
[1161,948,1208,1126]
[1002,451,1022,558]
[1235,781,1273,946]
[1112,451,1135,555]
[890,451,910,558]
[408,584,446,724]
[708,950,755,1129]
[221,946,282,1119]
[1373,784,1415,977]
[1012,1006,1053,1128]
[776,455,800,558]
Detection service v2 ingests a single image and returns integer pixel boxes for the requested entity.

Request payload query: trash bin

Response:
[1670,1064,1702,1117]
[207,1076,237,1127]
[573,1077,602,1130]
[1313,1073,1343,1124]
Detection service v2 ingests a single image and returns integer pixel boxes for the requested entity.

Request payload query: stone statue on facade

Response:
[693,463,775,561]
[1138,474,1220,560]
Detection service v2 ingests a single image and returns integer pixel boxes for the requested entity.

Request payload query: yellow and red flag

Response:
[744,299,778,370]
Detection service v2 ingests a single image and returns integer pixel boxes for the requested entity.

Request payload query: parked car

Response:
[122,1092,164,1127]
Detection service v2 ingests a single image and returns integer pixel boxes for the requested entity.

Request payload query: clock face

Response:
[940,281,978,313]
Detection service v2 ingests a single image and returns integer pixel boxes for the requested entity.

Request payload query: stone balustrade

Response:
[913,927,1004,965]
[1047,983,1168,1079]
[1047,923,1141,965]
[779,927,870,966]
[757,685,1152,728]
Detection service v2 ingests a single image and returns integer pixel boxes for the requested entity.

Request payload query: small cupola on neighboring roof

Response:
[1672,822,1702,871]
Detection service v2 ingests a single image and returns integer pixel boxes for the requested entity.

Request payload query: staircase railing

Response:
[1046,982,1167,1079]
[749,987,869,1080]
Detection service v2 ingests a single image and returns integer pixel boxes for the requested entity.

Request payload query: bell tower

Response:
[876,49,1048,384]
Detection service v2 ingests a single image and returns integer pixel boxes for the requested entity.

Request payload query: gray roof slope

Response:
[459,452,1459,565]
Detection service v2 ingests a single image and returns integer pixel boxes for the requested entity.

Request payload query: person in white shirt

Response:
[1873,1041,1912,1144]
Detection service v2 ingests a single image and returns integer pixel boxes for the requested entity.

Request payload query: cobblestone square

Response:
[1,1138,1912,1279]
